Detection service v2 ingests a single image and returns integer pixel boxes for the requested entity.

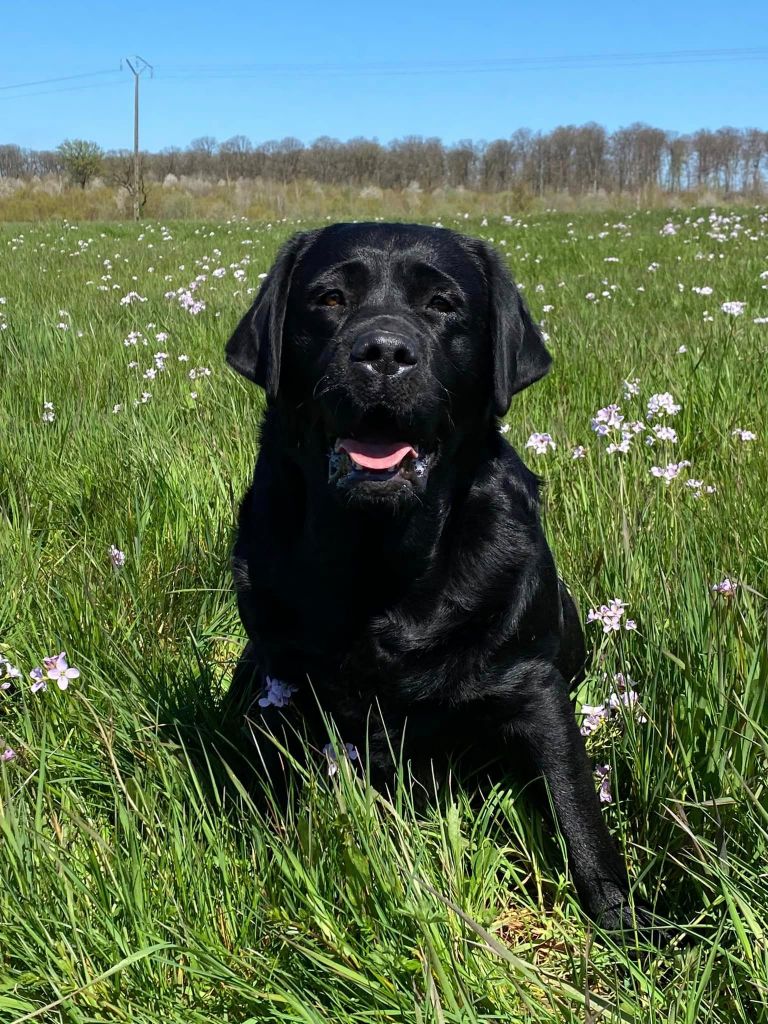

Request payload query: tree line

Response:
[1,123,766,196]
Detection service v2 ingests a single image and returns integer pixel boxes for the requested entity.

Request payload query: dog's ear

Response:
[225,231,314,397]
[477,241,552,416]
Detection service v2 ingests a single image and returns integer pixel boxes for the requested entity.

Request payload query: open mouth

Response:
[328,437,432,488]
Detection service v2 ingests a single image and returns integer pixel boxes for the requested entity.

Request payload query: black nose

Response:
[350,332,418,376]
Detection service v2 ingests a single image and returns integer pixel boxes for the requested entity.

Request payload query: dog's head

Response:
[226,222,550,510]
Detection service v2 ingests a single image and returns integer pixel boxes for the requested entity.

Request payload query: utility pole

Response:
[124,56,152,221]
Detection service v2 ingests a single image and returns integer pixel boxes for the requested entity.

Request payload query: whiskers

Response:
[312,373,342,402]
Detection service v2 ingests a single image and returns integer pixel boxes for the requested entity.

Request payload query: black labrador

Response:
[224,221,658,936]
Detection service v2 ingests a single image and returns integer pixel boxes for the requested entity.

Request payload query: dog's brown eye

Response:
[319,290,345,308]
[427,294,453,313]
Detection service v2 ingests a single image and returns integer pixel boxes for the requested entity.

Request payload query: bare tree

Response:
[105,149,148,212]
[446,140,477,189]
[187,136,218,177]
[3,123,765,201]
[219,135,253,182]
[0,145,25,179]
[742,129,768,194]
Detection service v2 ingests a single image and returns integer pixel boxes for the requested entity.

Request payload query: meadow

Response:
[0,207,767,1022]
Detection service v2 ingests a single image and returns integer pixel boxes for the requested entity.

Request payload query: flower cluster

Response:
[646,392,682,419]
[165,277,207,315]
[686,479,716,499]
[30,652,81,692]
[589,401,647,455]
[650,459,691,483]
[587,598,637,633]
[119,291,148,306]
[580,672,647,736]
[711,577,738,598]
[109,545,126,569]
[732,428,757,443]
[525,432,556,455]
[649,424,678,444]
[0,655,21,690]
[591,404,624,434]
[2,649,81,762]
[2,650,80,696]
[721,301,746,316]
[257,675,297,709]
[117,322,210,409]
[323,741,360,778]
[595,764,613,803]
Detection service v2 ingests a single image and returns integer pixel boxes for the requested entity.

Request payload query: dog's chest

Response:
[267,564,489,710]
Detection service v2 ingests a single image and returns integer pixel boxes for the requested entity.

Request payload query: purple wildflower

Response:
[257,676,297,708]
[323,741,360,777]
[586,598,635,634]
[45,652,80,690]
[711,578,738,598]
[29,667,47,693]
[646,393,681,419]
[650,460,691,483]
[109,545,126,569]
[580,703,608,736]
[525,432,556,455]
[119,291,147,306]
[606,432,632,455]
[591,404,624,435]
[580,673,646,736]
[596,764,613,803]
[0,657,21,688]
[721,301,745,316]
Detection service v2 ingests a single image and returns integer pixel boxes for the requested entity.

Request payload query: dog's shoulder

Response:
[491,433,544,509]
[458,433,547,551]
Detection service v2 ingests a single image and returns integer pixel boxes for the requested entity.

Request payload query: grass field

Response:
[1,208,767,1022]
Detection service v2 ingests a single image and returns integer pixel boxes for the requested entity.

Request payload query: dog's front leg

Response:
[221,642,304,807]
[507,667,652,934]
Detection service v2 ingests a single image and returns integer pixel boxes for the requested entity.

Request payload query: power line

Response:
[0,79,125,102]
[1,45,766,104]
[154,46,768,79]
[0,68,121,92]
[2,45,768,97]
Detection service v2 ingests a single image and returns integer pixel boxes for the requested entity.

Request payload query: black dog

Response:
[224,222,655,935]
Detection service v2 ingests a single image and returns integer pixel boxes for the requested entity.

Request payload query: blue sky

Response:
[1,0,766,152]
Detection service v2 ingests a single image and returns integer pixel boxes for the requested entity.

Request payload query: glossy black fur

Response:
[224,222,658,936]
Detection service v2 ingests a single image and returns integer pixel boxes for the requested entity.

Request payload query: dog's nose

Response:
[350,332,418,376]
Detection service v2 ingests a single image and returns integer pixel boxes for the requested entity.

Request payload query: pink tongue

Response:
[339,439,417,471]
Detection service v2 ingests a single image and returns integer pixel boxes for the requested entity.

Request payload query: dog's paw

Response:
[596,900,674,949]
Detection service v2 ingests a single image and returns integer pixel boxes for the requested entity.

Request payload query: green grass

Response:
[1,209,767,1022]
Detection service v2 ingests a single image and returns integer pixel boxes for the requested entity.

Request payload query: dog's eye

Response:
[318,290,345,308]
[427,294,454,313]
